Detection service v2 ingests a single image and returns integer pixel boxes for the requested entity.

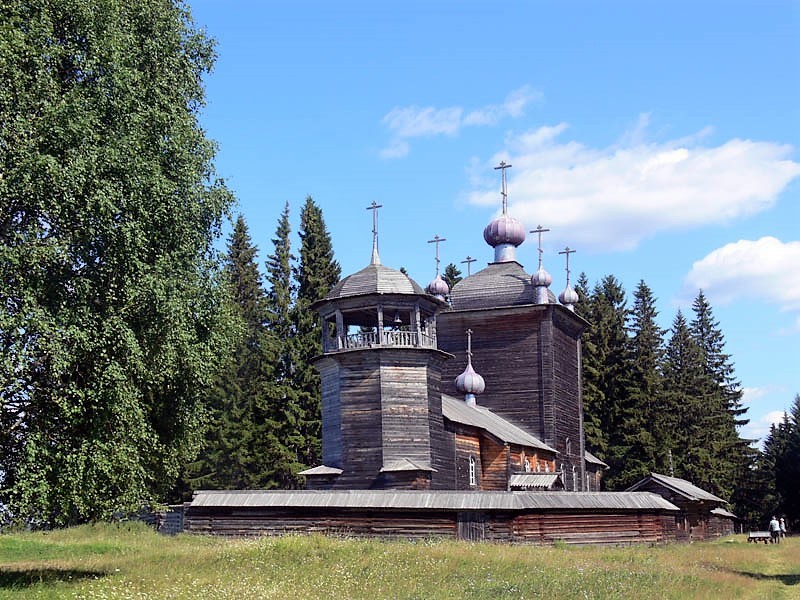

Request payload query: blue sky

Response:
[187,1,799,445]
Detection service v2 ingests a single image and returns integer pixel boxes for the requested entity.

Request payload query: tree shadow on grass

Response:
[732,571,800,586]
[0,568,106,589]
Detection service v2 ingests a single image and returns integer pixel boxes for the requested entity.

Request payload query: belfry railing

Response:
[324,330,437,352]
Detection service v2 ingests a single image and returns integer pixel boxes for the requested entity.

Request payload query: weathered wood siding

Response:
[552,311,586,490]
[511,512,672,545]
[627,480,731,541]
[479,435,508,491]
[380,359,433,468]
[452,428,482,489]
[187,508,457,539]
[438,304,587,491]
[185,506,679,545]
[315,348,453,490]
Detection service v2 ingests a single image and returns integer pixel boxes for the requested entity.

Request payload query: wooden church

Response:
[185,164,686,543]
[303,164,604,493]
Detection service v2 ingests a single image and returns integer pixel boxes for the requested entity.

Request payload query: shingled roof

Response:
[442,394,556,452]
[190,489,679,512]
[448,261,557,310]
[626,473,726,503]
[323,263,425,302]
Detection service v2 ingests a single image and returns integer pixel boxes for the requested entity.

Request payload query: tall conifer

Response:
[689,292,745,498]
[611,280,665,488]
[292,196,341,467]
[578,275,632,487]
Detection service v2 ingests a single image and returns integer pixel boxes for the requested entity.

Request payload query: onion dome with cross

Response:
[454,329,485,406]
[482,161,526,263]
[426,234,449,301]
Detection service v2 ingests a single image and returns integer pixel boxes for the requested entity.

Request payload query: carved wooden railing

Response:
[324,330,437,352]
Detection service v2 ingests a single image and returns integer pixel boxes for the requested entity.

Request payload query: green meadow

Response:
[0,523,798,599]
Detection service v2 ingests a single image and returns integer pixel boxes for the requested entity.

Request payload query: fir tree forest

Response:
[1,0,798,533]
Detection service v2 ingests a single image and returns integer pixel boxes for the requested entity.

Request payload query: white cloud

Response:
[379,139,410,159]
[466,119,800,251]
[380,86,540,158]
[382,106,462,138]
[684,237,800,312]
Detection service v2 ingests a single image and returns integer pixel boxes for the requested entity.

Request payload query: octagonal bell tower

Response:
[302,203,453,490]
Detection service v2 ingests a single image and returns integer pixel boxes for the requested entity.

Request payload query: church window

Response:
[565,437,572,455]
[524,458,531,472]
[469,456,477,487]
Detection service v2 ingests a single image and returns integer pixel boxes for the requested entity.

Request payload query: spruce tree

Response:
[611,280,666,488]
[689,291,745,499]
[0,0,234,525]
[187,216,287,491]
[774,395,800,530]
[291,196,341,467]
[264,202,306,487]
[662,310,721,492]
[443,263,463,289]
[574,273,606,459]
[578,275,632,487]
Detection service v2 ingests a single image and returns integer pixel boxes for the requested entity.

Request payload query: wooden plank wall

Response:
[380,358,432,468]
[185,507,679,545]
[453,429,481,489]
[551,315,585,491]
[479,435,508,491]
[511,512,671,545]
[438,309,546,439]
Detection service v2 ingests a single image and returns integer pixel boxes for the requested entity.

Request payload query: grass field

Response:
[0,523,798,599]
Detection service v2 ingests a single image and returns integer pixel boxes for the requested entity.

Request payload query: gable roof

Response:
[625,472,726,503]
[442,394,556,452]
[584,450,609,468]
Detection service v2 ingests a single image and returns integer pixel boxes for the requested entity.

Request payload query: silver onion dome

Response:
[455,363,485,401]
[531,266,553,304]
[484,160,526,263]
[426,273,449,300]
[559,284,579,310]
[455,329,485,406]
[483,214,526,249]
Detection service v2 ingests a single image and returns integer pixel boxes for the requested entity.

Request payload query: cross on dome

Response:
[530,225,550,270]
[427,234,447,276]
[366,201,383,265]
[461,255,476,276]
[494,161,512,215]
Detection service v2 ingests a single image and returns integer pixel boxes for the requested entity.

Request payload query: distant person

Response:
[780,517,787,539]
[769,516,781,543]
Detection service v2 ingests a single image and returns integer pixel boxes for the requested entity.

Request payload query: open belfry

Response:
[302,163,606,492]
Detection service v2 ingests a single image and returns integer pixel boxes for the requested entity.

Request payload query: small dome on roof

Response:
[426,274,449,299]
[531,266,553,288]
[455,363,485,396]
[559,284,579,310]
[325,263,425,301]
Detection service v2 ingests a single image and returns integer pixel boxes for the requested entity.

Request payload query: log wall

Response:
[185,506,679,545]
[438,304,587,491]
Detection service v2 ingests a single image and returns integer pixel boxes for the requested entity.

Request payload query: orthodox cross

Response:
[427,234,447,276]
[559,246,576,285]
[494,160,512,214]
[461,255,476,276]
[530,225,550,269]
[465,328,474,365]
[366,201,383,264]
